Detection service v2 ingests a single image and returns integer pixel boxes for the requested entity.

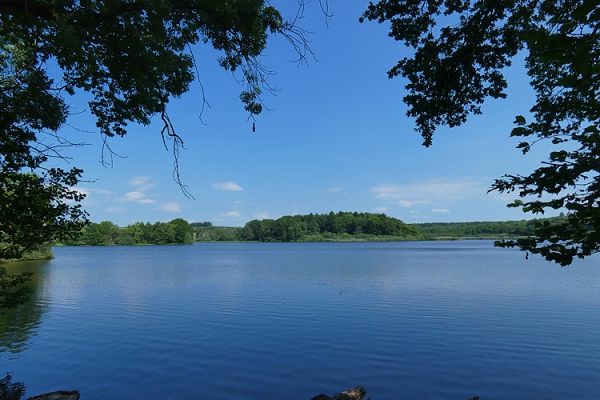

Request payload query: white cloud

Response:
[371,178,486,205]
[120,177,157,205]
[129,176,155,191]
[129,176,151,186]
[432,208,451,213]
[397,200,431,208]
[374,206,389,214]
[213,181,244,191]
[123,191,156,204]
[123,191,145,202]
[161,202,181,212]
[222,211,241,218]
[106,206,125,213]
[327,187,342,193]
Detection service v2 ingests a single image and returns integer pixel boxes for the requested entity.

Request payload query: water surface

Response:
[1,242,599,399]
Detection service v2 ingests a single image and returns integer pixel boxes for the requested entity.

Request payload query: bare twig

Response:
[187,44,211,125]
[160,104,194,199]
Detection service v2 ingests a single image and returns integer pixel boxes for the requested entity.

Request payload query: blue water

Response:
[1,241,599,399]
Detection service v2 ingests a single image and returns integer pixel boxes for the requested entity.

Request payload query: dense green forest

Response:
[63,219,194,246]
[191,222,241,242]
[0,245,52,263]
[56,214,563,246]
[413,219,552,240]
[194,214,563,243]
[193,213,424,242]
[238,212,424,242]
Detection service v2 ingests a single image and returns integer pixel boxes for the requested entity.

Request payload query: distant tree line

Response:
[191,213,566,243]
[413,218,561,239]
[239,212,425,242]
[192,225,241,242]
[58,214,565,245]
[191,222,213,228]
[64,219,194,246]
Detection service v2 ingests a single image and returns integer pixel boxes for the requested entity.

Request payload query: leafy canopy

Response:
[362,0,599,265]
[1,1,307,308]
[1,1,305,260]
[240,212,424,242]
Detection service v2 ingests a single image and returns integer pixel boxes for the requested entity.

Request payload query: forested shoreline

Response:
[238,212,425,242]
[413,219,545,240]
[192,213,556,243]
[59,219,194,246]
[40,212,562,247]
[0,213,566,264]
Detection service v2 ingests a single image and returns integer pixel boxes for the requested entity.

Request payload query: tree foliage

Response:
[1,1,307,256]
[2,0,297,136]
[1,33,87,259]
[414,218,554,239]
[65,218,194,246]
[193,225,241,241]
[240,212,424,242]
[362,0,599,265]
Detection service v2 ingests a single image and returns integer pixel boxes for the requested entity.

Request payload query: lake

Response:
[1,241,599,399]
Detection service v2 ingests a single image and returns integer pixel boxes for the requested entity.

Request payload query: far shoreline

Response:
[56,236,516,246]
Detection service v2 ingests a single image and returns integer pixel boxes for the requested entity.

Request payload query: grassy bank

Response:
[0,245,53,264]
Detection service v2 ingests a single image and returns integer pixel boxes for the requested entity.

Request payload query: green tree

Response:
[1,1,307,305]
[118,223,144,245]
[0,3,304,247]
[150,222,174,244]
[241,211,424,242]
[1,0,304,196]
[168,218,194,244]
[96,221,119,245]
[362,0,599,265]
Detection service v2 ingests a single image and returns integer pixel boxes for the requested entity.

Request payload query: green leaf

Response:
[514,115,526,125]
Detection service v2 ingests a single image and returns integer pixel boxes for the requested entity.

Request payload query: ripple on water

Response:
[1,242,599,399]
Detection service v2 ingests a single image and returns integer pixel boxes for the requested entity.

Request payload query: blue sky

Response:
[52,2,555,226]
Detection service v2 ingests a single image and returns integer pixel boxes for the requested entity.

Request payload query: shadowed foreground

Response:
[7,384,484,400]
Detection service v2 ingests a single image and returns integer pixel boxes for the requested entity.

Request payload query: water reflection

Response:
[0,260,49,354]
[2,243,599,399]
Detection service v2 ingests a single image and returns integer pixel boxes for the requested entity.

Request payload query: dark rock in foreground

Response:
[28,390,80,400]
[311,387,369,400]
[26,387,481,399]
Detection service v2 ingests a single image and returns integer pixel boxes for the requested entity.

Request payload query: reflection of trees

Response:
[0,261,48,354]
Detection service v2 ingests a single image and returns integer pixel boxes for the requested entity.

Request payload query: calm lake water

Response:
[1,241,599,399]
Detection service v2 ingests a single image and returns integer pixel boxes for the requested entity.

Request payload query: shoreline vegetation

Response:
[192,212,556,243]
[2,212,564,263]
[0,245,53,264]
[66,212,559,244]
